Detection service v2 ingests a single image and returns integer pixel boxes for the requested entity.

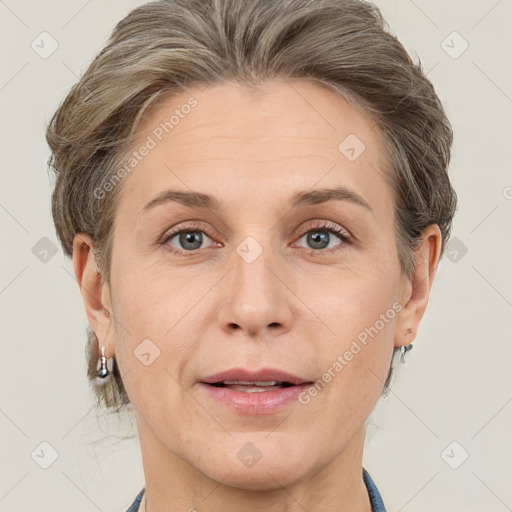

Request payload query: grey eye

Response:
[298,229,344,251]
[168,230,213,251]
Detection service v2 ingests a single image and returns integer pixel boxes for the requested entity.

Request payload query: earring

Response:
[400,343,413,364]
[94,310,113,381]
[96,345,110,378]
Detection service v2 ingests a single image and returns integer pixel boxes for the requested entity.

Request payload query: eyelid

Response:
[294,219,353,240]
[161,220,351,241]
[159,221,216,244]
[160,219,353,255]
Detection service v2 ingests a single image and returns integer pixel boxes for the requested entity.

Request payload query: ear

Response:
[394,224,443,348]
[72,233,113,356]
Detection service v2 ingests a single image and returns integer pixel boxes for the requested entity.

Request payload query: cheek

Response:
[111,250,192,333]
[108,259,196,409]
[299,292,396,435]
[302,265,399,396]
[301,253,399,342]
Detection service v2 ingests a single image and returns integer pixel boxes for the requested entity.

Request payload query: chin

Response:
[208,464,307,492]
[195,447,313,491]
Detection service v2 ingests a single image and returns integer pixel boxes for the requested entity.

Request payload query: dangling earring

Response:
[96,345,110,378]
[400,343,413,364]
[94,309,113,383]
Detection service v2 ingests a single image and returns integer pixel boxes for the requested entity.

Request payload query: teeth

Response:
[226,385,283,393]
[222,380,280,386]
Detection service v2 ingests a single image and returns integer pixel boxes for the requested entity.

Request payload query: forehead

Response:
[117,79,392,217]
[137,79,381,153]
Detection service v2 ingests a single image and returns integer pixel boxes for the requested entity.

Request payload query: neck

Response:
[136,417,372,512]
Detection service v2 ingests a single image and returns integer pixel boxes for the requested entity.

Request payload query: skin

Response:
[73,79,441,512]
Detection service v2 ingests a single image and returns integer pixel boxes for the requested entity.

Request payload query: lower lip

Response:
[198,383,312,415]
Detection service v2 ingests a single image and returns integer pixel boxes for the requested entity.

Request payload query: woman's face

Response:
[98,79,416,488]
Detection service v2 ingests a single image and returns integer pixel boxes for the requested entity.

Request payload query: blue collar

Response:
[125,487,144,512]
[126,468,386,512]
[363,467,387,512]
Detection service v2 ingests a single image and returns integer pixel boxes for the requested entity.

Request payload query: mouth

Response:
[200,367,313,389]
[207,380,298,392]
[198,368,314,413]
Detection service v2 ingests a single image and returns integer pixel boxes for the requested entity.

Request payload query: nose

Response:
[217,240,294,339]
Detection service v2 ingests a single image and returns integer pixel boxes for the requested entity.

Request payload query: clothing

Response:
[363,467,387,511]
[126,486,144,512]
[126,488,144,512]
[125,467,386,511]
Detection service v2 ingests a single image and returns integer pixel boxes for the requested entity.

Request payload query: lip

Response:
[200,367,312,386]
[199,367,314,415]
[198,382,313,415]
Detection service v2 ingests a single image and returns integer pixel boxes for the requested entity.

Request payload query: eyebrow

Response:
[141,185,373,215]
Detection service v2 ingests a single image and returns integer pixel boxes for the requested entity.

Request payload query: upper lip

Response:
[200,368,313,385]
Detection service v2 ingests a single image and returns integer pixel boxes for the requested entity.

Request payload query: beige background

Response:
[1,0,511,511]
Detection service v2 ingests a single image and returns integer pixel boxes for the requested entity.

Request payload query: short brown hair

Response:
[46,0,457,411]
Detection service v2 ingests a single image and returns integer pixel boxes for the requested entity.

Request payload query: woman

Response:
[46,0,457,510]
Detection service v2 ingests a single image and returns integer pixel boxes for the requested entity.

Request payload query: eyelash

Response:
[159,220,353,256]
